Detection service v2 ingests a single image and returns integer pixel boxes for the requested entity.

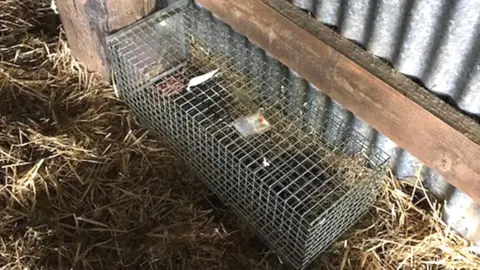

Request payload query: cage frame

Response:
[106,1,389,268]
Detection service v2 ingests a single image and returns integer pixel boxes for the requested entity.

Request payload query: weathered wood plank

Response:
[197,0,480,203]
[56,0,155,78]
[106,0,155,31]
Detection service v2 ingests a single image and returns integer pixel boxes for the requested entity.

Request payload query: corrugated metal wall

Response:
[286,0,480,246]
[165,0,480,246]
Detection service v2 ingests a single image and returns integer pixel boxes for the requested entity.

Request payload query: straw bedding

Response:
[1,0,479,269]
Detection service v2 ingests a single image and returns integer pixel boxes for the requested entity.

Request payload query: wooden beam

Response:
[56,0,155,78]
[197,0,480,202]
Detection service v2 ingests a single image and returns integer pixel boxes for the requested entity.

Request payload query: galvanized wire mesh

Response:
[107,1,389,268]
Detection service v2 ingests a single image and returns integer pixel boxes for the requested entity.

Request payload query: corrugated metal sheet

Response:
[285,0,480,246]
[169,0,480,246]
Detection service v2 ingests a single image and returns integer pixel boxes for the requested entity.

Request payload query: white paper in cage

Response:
[233,111,271,137]
[187,69,219,91]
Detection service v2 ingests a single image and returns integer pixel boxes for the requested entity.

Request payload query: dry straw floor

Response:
[1,1,479,269]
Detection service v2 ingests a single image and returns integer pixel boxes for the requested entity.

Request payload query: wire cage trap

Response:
[107,1,389,269]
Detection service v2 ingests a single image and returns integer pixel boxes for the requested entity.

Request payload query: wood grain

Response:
[106,0,155,31]
[56,0,155,77]
[197,0,480,203]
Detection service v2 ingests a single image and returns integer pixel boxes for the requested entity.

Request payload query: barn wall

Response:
[286,0,480,246]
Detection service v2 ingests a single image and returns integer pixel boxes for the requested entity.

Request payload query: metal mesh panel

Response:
[107,1,389,268]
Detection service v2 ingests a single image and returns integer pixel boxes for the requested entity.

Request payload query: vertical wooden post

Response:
[56,0,156,78]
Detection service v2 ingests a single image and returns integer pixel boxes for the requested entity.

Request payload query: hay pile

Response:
[315,174,480,269]
[1,0,479,269]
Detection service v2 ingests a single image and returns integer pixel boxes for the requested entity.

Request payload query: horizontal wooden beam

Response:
[197,0,480,202]
[56,0,156,78]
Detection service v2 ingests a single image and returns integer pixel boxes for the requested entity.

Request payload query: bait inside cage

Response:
[107,1,389,268]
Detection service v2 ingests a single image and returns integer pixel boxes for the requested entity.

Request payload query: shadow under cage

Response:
[107,1,390,268]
